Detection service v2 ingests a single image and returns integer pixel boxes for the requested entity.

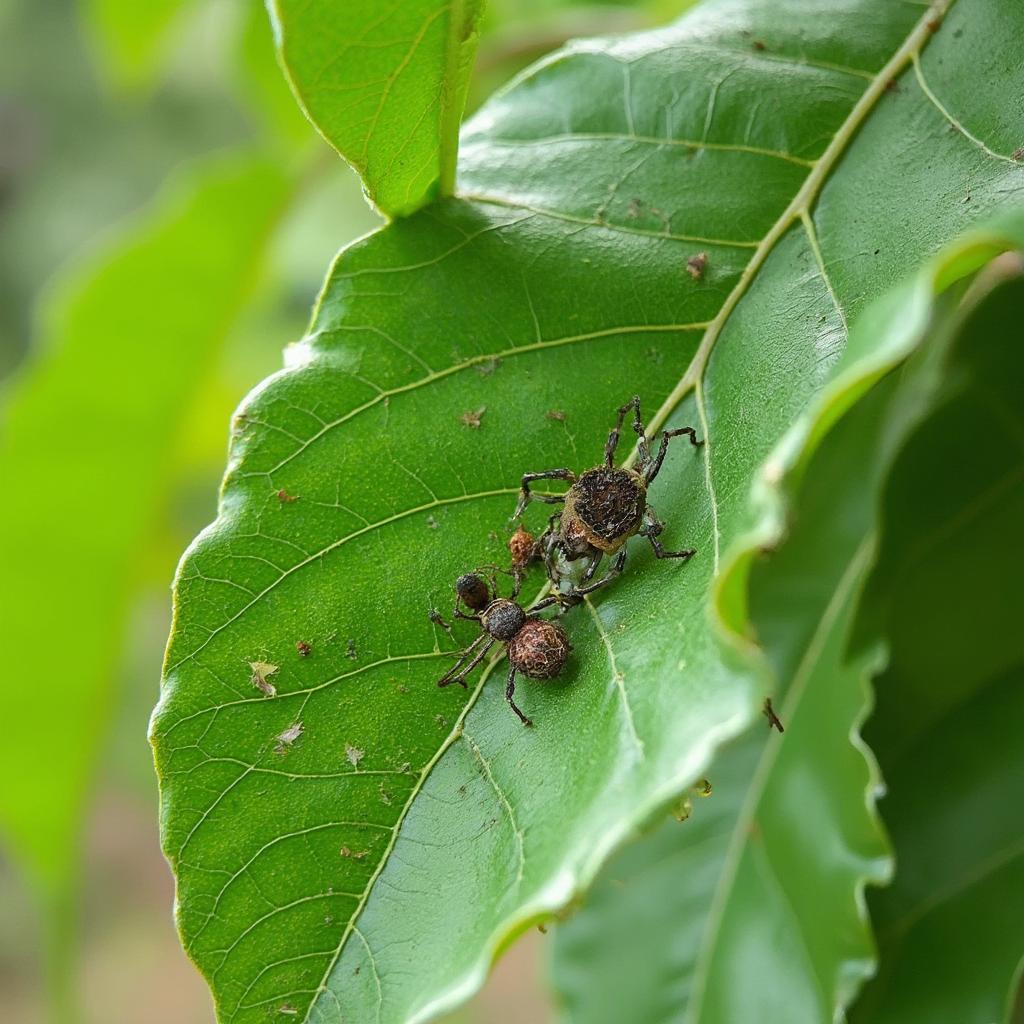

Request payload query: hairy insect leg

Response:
[514,469,576,519]
[505,666,532,726]
[568,548,627,599]
[437,635,494,688]
[579,550,603,584]
[641,506,695,560]
[606,395,650,466]
[644,426,703,483]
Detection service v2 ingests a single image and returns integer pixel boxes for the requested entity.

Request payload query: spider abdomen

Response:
[563,467,647,552]
[508,618,572,680]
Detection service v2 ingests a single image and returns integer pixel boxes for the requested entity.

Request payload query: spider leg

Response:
[644,426,703,484]
[505,666,532,726]
[566,548,628,600]
[606,395,646,466]
[581,550,604,584]
[437,635,493,688]
[640,506,695,560]
[514,469,575,519]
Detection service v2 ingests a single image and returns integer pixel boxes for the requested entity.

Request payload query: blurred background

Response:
[0,1,680,1021]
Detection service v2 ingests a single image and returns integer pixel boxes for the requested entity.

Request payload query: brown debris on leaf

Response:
[345,744,364,768]
[295,640,311,657]
[274,721,303,754]
[276,488,298,503]
[686,252,708,280]
[545,409,567,422]
[249,661,278,697]
[460,406,486,429]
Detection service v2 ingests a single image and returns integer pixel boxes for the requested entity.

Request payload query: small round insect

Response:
[513,395,703,603]
[435,571,571,726]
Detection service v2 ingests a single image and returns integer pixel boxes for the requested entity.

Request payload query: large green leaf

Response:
[850,271,1024,1024]
[152,2,1024,1021]
[0,154,290,896]
[550,226,1024,1022]
[268,0,487,217]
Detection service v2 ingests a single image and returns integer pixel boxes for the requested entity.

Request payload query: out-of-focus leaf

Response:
[267,0,486,216]
[551,233,1024,1024]
[235,0,312,148]
[152,2,1024,1022]
[851,271,1024,1024]
[0,155,292,895]
[83,0,195,89]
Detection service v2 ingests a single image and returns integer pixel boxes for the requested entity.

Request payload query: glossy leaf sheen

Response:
[0,156,291,889]
[152,2,1024,1022]
[269,0,486,216]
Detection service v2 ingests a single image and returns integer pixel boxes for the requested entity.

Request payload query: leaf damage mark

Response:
[274,722,304,754]
[460,406,487,429]
[250,661,279,697]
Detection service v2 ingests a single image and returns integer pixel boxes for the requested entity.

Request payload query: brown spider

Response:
[435,569,571,726]
[513,395,702,604]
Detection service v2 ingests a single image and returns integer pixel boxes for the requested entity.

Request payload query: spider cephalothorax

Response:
[513,396,702,603]
[435,570,571,726]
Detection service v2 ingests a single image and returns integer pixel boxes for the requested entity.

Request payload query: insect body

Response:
[436,571,570,726]
[514,396,702,603]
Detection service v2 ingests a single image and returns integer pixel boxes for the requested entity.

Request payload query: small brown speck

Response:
[488,530,499,542]
[926,16,942,32]
[545,409,567,422]
[277,489,298,503]
[295,640,311,657]
[885,78,900,94]
[695,778,713,797]
[1013,147,1024,161]
[752,39,766,51]
[345,744,364,768]
[686,252,708,281]
[460,406,486,429]
[537,922,548,934]
[249,661,278,697]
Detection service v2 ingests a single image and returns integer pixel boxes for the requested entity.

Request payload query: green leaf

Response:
[268,0,487,217]
[152,2,1024,1021]
[552,231,1024,1024]
[0,154,292,894]
[850,271,1024,1024]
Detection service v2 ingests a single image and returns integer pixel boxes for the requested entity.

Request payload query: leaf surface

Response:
[552,228,1024,1023]
[269,0,487,216]
[152,2,1024,1021]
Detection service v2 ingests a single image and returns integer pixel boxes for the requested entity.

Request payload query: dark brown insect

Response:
[513,396,702,604]
[435,570,570,726]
